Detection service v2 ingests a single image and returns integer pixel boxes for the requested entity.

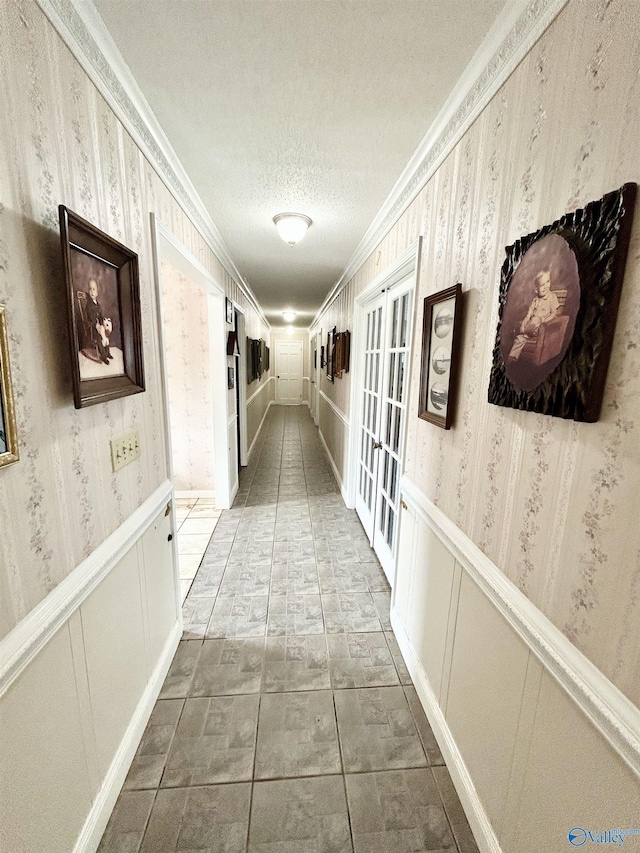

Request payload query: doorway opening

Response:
[151,214,238,508]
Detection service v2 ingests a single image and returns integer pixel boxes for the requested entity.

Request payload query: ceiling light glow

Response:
[282,311,296,323]
[273,213,312,246]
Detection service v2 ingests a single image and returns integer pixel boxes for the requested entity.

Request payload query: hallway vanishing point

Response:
[98,405,478,853]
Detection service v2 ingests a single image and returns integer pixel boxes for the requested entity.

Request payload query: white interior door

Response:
[275,339,303,404]
[355,277,414,584]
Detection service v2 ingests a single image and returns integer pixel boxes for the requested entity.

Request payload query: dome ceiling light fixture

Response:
[273,212,312,246]
[282,310,296,323]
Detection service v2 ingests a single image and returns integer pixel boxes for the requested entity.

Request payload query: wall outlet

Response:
[110,429,141,472]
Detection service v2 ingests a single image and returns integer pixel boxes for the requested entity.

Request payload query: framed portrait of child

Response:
[488,183,636,422]
[59,205,145,409]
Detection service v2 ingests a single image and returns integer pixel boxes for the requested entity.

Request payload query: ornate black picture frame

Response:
[488,183,636,422]
[59,205,145,409]
[418,284,462,429]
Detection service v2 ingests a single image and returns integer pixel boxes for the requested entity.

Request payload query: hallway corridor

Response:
[98,406,478,853]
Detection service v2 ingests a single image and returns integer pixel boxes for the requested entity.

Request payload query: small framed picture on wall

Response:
[225,297,233,325]
[418,283,462,429]
[59,205,145,409]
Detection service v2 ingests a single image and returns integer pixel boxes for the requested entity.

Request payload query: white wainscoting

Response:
[0,480,181,853]
[247,377,275,463]
[318,391,350,506]
[393,475,640,853]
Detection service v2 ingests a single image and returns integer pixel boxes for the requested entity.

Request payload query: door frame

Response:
[314,329,322,425]
[233,303,248,467]
[150,213,236,508]
[346,238,422,513]
[275,338,304,404]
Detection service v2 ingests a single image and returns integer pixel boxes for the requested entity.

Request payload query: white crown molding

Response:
[36,0,269,330]
[319,389,349,429]
[311,0,569,329]
[0,479,174,697]
[400,474,640,778]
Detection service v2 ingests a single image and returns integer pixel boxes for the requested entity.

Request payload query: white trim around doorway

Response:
[150,214,235,508]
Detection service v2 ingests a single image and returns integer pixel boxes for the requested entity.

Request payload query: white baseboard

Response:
[390,607,502,853]
[74,620,182,853]
[247,400,274,463]
[174,490,215,499]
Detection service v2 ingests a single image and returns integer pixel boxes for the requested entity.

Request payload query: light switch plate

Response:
[110,429,141,472]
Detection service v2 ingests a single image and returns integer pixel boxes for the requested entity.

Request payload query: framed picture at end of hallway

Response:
[59,205,145,409]
[0,305,19,468]
[418,283,462,430]
[487,182,637,422]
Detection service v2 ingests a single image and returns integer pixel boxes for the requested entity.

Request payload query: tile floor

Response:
[99,405,479,853]
[175,498,222,602]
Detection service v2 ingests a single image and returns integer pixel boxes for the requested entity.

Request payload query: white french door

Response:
[355,292,386,539]
[275,339,303,404]
[355,276,414,584]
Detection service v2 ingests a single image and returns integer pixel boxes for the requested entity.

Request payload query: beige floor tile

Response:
[178,533,213,555]
[179,517,219,535]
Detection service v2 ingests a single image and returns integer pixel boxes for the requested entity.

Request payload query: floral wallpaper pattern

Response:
[0,0,267,640]
[314,0,640,706]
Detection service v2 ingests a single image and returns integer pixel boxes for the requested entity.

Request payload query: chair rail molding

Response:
[310,0,569,328]
[400,474,640,778]
[0,478,174,697]
[318,389,349,429]
[247,375,275,407]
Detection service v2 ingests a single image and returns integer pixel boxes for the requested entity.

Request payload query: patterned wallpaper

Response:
[0,0,267,639]
[160,260,215,492]
[315,0,640,706]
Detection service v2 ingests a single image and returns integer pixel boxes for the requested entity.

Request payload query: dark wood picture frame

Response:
[418,283,462,429]
[0,305,19,468]
[326,329,334,383]
[59,205,145,409]
[488,183,636,422]
[225,296,233,325]
[333,330,351,378]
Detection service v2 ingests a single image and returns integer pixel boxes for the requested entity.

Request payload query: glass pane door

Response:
[354,292,386,541]
[372,283,413,583]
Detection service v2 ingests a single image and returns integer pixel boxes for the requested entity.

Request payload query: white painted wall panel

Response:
[509,671,640,852]
[408,523,456,703]
[140,507,178,669]
[394,503,415,627]
[445,571,530,836]
[0,625,94,853]
[80,546,148,779]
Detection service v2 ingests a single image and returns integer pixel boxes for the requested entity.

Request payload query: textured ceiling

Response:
[93,0,507,326]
